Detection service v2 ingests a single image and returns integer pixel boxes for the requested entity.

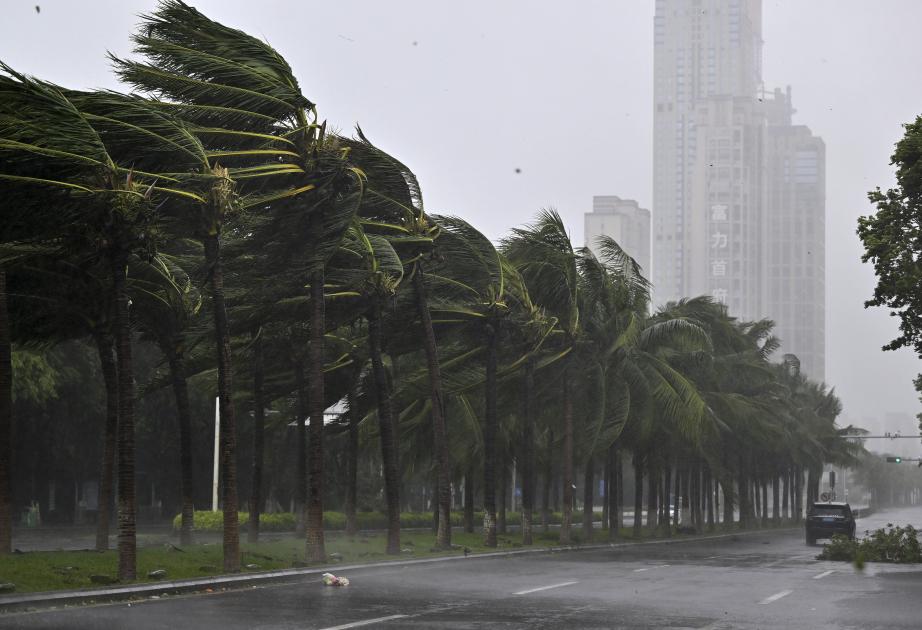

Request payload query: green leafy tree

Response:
[858,115,922,431]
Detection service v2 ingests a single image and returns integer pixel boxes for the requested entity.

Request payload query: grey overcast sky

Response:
[2,0,922,427]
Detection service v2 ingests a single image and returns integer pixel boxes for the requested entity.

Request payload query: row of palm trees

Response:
[0,1,859,579]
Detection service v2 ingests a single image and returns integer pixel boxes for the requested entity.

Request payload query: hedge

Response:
[173,510,583,533]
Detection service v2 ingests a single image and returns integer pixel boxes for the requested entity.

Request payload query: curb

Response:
[0,525,801,613]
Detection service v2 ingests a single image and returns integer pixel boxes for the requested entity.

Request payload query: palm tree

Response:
[133,254,200,546]
[0,70,212,578]
[327,219,410,554]
[248,328,266,543]
[503,210,582,544]
[115,0,368,564]
[0,268,10,554]
[339,132,453,550]
[425,215,510,547]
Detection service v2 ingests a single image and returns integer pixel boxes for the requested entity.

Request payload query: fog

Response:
[2,0,921,425]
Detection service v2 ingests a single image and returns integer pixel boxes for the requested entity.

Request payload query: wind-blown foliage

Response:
[0,1,859,576]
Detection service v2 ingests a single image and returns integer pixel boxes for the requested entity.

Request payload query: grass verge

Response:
[0,523,788,595]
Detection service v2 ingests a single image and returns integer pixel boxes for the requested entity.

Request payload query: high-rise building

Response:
[764,87,825,380]
[652,0,763,313]
[652,0,826,380]
[584,196,651,275]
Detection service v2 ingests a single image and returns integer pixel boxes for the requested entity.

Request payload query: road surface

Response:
[3,507,921,629]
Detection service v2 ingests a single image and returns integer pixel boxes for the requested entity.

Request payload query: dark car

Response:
[805,501,856,545]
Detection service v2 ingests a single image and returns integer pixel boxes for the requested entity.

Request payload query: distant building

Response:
[652,0,763,313]
[652,0,825,380]
[764,87,826,380]
[585,196,651,276]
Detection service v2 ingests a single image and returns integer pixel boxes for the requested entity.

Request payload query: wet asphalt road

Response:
[3,507,922,629]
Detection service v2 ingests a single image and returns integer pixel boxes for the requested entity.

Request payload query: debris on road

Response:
[321,572,350,587]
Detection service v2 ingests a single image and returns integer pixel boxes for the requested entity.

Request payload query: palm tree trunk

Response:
[615,450,623,534]
[681,465,689,527]
[368,300,400,554]
[782,470,790,520]
[542,460,551,533]
[203,234,240,573]
[772,476,780,525]
[714,480,720,526]
[560,368,574,545]
[167,349,195,547]
[761,481,769,527]
[248,330,265,544]
[607,446,619,540]
[632,454,643,537]
[673,467,681,528]
[294,360,307,538]
[723,479,734,527]
[412,270,451,550]
[344,389,358,538]
[647,457,658,533]
[306,261,326,562]
[582,456,594,541]
[662,464,672,536]
[93,331,117,552]
[0,269,12,555]
[692,465,702,532]
[482,321,498,548]
[432,476,439,532]
[521,359,535,545]
[464,461,474,533]
[498,463,507,535]
[601,452,610,536]
[737,456,749,529]
[112,250,137,581]
[705,467,714,531]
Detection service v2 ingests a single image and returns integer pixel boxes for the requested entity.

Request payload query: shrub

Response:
[816,534,859,561]
[817,524,922,563]
[173,509,588,533]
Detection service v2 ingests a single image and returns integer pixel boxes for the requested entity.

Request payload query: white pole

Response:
[212,396,220,512]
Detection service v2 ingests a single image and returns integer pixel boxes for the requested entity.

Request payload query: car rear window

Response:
[812,505,847,516]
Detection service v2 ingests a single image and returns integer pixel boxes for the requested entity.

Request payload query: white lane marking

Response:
[633,564,670,572]
[759,589,793,604]
[813,570,835,580]
[319,615,409,629]
[513,581,579,595]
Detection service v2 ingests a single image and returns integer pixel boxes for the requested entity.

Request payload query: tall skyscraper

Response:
[584,196,651,275]
[764,87,825,380]
[652,0,826,380]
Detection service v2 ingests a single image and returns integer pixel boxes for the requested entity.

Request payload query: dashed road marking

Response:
[513,581,579,595]
[319,614,409,629]
[813,570,834,580]
[759,589,793,604]
[633,564,670,572]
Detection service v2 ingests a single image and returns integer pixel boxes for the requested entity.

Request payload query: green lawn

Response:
[0,525,752,594]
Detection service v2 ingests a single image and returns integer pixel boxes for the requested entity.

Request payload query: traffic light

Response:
[886,456,902,463]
